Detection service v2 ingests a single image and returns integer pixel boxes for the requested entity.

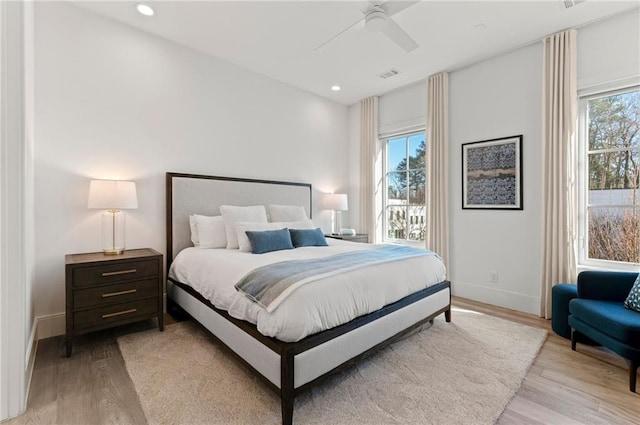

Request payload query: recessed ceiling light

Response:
[136,3,154,16]
[331,85,341,92]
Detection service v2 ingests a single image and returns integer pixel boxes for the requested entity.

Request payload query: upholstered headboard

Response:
[166,172,312,268]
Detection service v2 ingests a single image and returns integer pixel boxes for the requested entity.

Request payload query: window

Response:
[384,131,426,243]
[579,86,639,266]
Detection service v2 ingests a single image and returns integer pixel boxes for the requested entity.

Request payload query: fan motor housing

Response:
[365,9,388,32]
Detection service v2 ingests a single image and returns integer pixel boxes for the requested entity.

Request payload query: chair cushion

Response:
[624,274,640,313]
[569,299,640,347]
[552,284,578,339]
[577,271,638,302]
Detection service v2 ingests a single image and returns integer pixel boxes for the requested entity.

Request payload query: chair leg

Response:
[569,329,637,393]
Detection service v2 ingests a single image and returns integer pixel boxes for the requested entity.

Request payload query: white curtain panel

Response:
[426,72,450,272]
[540,29,578,318]
[359,96,379,242]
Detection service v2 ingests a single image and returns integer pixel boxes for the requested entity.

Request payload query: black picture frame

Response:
[462,135,523,210]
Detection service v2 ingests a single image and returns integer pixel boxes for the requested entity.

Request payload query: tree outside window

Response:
[584,88,639,264]
[385,132,426,242]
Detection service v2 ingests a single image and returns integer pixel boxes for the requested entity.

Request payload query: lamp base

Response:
[101,210,127,255]
[331,210,342,235]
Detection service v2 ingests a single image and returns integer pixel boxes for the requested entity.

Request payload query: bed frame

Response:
[165,172,451,425]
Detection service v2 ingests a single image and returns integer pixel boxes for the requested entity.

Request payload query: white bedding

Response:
[168,239,446,342]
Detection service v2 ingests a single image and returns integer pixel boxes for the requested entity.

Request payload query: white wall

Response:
[577,9,639,91]
[348,102,361,232]
[449,43,543,314]
[33,2,350,335]
[1,1,35,419]
[378,81,426,136]
[347,82,427,237]
[347,9,639,315]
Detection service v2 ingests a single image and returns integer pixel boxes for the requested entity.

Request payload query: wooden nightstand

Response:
[65,248,163,357]
[325,234,369,243]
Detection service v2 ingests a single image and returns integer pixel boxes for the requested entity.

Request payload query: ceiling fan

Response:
[315,1,420,53]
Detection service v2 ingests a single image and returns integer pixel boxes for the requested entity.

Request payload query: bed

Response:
[165,172,452,425]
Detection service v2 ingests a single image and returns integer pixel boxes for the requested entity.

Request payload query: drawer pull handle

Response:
[102,308,137,319]
[101,289,137,298]
[102,269,137,277]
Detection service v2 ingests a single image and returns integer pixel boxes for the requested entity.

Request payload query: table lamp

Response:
[88,180,138,255]
[323,193,348,235]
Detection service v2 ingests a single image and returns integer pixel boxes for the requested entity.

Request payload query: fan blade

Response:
[314,17,364,51]
[381,0,420,17]
[382,17,419,52]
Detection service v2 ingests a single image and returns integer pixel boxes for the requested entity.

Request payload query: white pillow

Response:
[189,215,200,246]
[220,205,268,249]
[189,215,226,249]
[268,204,308,222]
[235,219,315,252]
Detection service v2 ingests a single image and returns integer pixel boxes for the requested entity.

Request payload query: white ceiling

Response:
[74,0,639,105]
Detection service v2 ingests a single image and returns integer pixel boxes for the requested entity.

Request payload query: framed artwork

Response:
[462,135,523,210]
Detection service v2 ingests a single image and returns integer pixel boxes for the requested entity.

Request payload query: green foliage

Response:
[386,136,427,241]
[388,140,426,204]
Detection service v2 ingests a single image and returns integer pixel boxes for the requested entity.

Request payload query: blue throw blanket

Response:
[235,245,437,312]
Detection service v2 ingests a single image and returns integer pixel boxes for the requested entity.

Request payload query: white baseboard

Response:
[32,297,170,342]
[35,312,66,340]
[25,319,37,366]
[452,281,540,316]
[8,320,41,423]
[24,320,38,412]
[19,312,65,422]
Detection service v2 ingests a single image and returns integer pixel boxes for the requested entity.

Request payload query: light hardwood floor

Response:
[454,298,640,425]
[5,297,639,425]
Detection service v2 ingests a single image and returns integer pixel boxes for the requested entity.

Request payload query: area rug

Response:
[117,308,547,425]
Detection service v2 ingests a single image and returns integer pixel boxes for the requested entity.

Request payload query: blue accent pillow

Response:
[624,274,640,313]
[289,228,328,248]
[245,228,294,254]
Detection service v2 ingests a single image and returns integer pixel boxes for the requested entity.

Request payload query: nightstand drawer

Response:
[73,278,159,310]
[65,248,163,357]
[72,259,158,287]
[73,297,159,331]
[325,234,369,243]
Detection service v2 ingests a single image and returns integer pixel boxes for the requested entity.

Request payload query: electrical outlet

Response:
[489,271,499,284]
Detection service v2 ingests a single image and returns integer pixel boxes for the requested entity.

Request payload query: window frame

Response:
[577,84,640,270]
[382,130,427,246]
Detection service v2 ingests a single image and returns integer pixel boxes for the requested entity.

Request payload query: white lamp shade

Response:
[323,193,348,211]
[88,180,138,209]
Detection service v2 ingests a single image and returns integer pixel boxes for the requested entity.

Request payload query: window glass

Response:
[588,207,639,263]
[581,88,639,265]
[387,172,407,201]
[407,206,426,241]
[408,170,426,204]
[384,131,427,243]
[408,134,425,167]
[387,206,407,240]
[387,137,406,171]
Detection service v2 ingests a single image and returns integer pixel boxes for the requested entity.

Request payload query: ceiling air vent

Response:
[378,68,401,80]
[563,0,586,8]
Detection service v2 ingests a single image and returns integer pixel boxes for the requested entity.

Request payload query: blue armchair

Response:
[568,270,640,392]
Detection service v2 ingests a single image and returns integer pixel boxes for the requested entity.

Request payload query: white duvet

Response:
[168,239,446,342]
